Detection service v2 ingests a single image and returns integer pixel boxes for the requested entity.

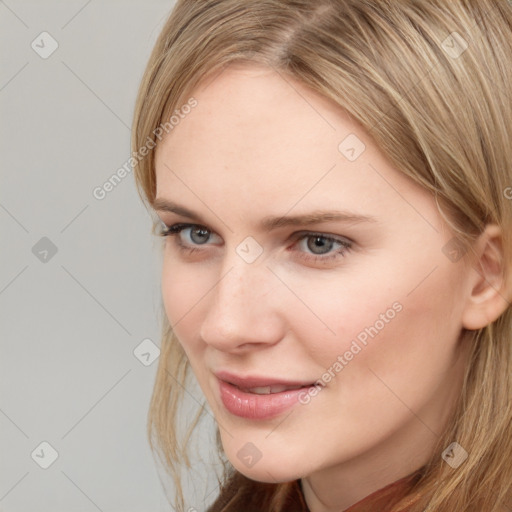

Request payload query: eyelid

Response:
[158,221,352,244]
[289,229,353,245]
[159,221,354,265]
[159,217,353,238]
[157,220,219,242]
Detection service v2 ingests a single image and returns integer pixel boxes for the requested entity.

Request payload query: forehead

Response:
[153,63,435,230]
[157,65,357,187]
[160,65,345,163]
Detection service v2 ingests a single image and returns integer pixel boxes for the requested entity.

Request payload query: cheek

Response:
[160,259,207,353]
[326,273,466,424]
[291,257,465,390]
[161,260,186,323]
[294,287,404,371]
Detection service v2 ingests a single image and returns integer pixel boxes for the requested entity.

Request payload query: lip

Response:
[215,370,317,420]
[215,370,314,389]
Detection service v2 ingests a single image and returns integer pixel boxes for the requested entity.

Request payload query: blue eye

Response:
[158,223,220,254]
[294,233,351,262]
[157,223,352,264]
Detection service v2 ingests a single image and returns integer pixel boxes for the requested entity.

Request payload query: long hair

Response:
[131,1,512,510]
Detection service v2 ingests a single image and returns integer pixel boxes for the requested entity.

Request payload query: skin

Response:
[153,63,508,512]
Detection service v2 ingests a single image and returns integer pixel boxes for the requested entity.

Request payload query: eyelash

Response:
[157,222,352,264]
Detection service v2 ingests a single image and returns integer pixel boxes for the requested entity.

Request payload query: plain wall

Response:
[0,1,219,510]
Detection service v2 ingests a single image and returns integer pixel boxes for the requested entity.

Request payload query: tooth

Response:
[246,386,272,394]
[269,385,290,393]
[242,384,305,394]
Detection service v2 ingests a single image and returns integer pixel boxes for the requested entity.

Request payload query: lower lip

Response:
[218,379,314,420]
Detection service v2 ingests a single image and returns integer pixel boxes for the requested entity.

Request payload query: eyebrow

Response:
[153,198,377,230]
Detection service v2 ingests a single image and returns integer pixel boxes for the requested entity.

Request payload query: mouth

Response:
[217,379,317,420]
[230,383,311,394]
[214,370,318,420]
[214,370,315,394]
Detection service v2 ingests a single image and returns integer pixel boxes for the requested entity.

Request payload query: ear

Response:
[461,224,511,330]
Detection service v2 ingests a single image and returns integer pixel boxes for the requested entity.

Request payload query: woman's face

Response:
[153,63,473,504]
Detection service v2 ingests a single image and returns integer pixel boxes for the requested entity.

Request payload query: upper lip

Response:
[215,370,315,389]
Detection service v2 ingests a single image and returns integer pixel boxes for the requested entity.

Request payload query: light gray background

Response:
[0,1,219,510]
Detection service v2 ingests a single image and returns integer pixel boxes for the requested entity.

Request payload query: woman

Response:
[131,1,512,510]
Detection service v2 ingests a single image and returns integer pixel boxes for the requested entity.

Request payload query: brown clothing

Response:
[283,469,424,511]
[208,467,424,511]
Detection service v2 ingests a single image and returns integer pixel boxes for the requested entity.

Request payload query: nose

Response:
[199,257,284,353]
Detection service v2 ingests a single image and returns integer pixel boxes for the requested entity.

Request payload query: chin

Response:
[228,455,305,484]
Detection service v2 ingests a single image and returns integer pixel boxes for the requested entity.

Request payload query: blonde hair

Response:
[131,1,512,510]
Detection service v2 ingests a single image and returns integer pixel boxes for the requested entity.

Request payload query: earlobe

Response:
[461,224,511,331]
